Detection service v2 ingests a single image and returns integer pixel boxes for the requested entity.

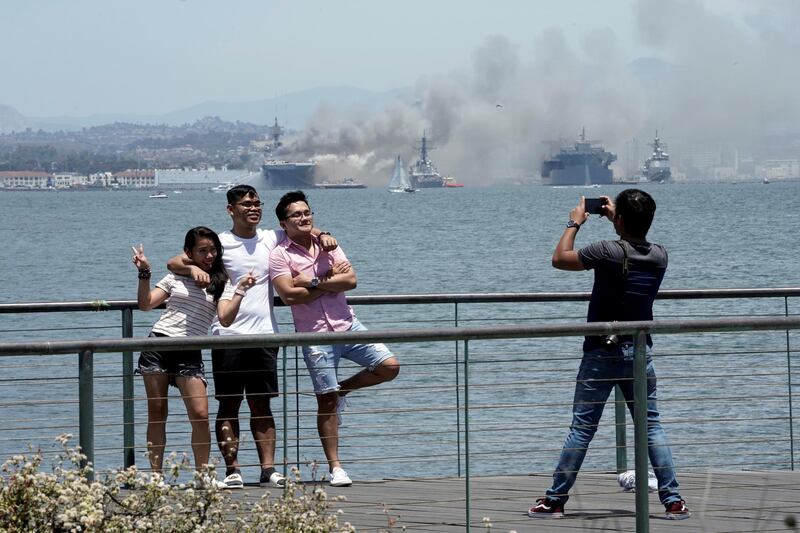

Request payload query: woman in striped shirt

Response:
[132,226,255,472]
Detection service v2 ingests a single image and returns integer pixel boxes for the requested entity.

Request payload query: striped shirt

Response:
[151,274,234,337]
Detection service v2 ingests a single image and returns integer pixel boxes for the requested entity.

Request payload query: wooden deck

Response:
[231,470,800,532]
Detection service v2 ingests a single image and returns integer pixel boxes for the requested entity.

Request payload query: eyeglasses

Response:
[285,210,314,220]
[236,201,262,209]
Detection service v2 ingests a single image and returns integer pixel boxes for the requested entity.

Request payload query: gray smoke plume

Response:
[281,30,645,186]
[282,0,800,185]
[633,0,800,145]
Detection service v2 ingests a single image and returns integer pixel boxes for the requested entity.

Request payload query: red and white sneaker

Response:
[665,499,691,520]
[528,497,565,518]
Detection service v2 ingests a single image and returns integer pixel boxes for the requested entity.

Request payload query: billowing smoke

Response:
[634,0,800,145]
[281,0,800,185]
[281,31,645,186]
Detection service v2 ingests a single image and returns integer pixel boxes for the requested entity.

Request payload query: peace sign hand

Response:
[131,244,150,271]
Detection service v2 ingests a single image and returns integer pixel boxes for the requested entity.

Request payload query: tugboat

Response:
[540,128,617,186]
[442,176,464,187]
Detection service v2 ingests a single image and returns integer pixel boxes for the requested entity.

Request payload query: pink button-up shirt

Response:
[269,236,355,332]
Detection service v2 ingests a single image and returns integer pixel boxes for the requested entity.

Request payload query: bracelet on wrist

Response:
[234,288,247,297]
[318,231,331,237]
[138,268,152,280]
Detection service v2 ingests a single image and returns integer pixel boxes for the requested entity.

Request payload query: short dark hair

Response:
[615,189,656,238]
[275,190,309,220]
[226,184,258,204]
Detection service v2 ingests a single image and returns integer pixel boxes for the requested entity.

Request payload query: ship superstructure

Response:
[408,133,445,188]
[641,132,671,183]
[260,117,317,189]
[540,128,617,186]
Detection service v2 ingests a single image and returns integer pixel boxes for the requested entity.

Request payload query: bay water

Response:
[1,182,798,482]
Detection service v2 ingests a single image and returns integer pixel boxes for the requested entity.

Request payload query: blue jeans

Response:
[545,345,682,505]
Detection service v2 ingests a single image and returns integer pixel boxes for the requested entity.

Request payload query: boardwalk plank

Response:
[228,471,800,532]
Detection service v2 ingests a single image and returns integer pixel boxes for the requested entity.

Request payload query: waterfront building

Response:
[52,172,88,188]
[0,170,53,189]
[154,168,260,190]
[112,169,156,188]
[756,159,800,181]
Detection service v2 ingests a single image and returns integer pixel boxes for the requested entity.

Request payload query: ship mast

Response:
[268,117,284,147]
[416,130,434,164]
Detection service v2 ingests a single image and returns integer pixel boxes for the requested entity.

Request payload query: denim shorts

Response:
[137,332,206,388]
[302,317,394,394]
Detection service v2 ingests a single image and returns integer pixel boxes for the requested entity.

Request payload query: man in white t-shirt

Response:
[168,185,337,488]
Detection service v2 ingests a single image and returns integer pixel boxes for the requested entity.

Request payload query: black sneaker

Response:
[528,497,565,518]
[665,499,691,520]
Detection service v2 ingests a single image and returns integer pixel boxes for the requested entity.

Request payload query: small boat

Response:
[316,177,367,189]
[442,176,464,188]
[763,177,770,184]
[388,156,417,193]
[209,182,235,193]
[149,192,168,199]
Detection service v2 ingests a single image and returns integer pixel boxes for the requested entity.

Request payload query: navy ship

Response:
[262,160,316,189]
[409,133,445,188]
[640,132,671,183]
[260,117,317,189]
[540,128,617,186]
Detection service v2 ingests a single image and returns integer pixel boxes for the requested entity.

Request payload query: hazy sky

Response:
[0,0,739,117]
[5,0,797,183]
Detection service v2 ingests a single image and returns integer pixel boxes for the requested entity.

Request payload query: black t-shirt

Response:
[578,239,668,351]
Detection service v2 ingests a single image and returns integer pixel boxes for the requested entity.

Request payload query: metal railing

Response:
[1,288,799,532]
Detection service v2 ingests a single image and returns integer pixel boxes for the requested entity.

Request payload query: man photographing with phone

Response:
[528,189,691,520]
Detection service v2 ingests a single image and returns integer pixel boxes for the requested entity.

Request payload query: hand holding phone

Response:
[584,197,607,215]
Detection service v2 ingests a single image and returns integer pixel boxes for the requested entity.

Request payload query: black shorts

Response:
[211,347,279,402]
[137,332,206,388]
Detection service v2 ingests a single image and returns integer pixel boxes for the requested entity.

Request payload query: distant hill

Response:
[0,86,412,133]
[0,105,32,134]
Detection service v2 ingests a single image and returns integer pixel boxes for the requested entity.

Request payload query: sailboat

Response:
[388,156,416,193]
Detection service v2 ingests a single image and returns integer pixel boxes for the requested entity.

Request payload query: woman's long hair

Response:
[183,226,227,302]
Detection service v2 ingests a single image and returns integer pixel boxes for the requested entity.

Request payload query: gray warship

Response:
[640,132,671,183]
[260,117,317,189]
[409,133,445,188]
[540,128,617,186]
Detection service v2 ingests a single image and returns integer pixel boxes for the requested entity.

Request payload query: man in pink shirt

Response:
[269,190,400,487]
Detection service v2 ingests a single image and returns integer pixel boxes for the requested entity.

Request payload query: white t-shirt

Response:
[211,227,285,336]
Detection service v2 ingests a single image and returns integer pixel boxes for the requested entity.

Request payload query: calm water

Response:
[1,183,798,481]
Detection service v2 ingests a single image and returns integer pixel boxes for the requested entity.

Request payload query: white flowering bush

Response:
[0,434,354,532]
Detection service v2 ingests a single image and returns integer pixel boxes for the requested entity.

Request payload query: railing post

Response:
[614,384,628,472]
[295,346,301,471]
[79,348,95,480]
[463,339,470,533]
[786,297,795,470]
[633,330,649,533]
[282,345,288,486]
[121,308,135,469]
[455,302,462,477]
